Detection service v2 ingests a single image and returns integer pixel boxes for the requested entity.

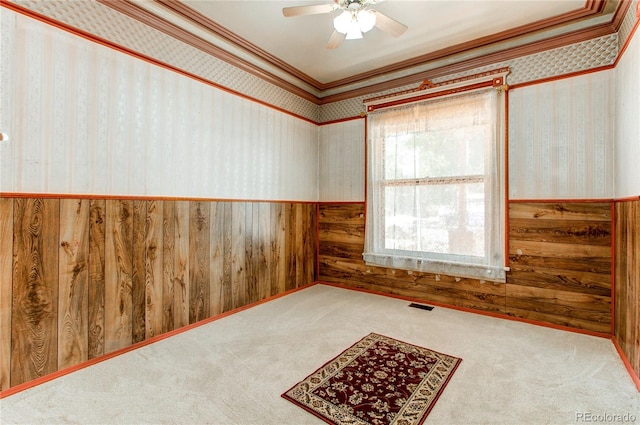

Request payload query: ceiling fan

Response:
[282,0,408,49]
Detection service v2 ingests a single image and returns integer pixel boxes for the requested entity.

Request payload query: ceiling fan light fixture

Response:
[345,23,363,39]
[358,10,376,33]
[333,10,352,34]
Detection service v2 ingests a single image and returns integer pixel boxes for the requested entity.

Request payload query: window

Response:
[364,86,506,281]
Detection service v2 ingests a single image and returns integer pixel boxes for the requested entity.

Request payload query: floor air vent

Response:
[408,303,434,311]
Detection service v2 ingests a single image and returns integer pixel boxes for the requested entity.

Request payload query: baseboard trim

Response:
[612,337,640,392]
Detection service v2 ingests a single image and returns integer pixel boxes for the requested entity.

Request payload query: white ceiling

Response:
[129,0,622,96]
[181,0,588,82]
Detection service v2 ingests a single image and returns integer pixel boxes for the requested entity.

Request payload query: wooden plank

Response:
[57,199,89,370]
[294,203,304,288]
[145,200,163,339]
[104,200,133,353]
[507,253,610,274]
[305,204,317,284]
[131,201,146,344]
[509,239,610,259]
[0,198,13,390]
[319,204,365,224]
[505,293,610,324]
[505,306,610,334]
[509,202,611,221]
[319,223,365,244]
[162,201,176,333]
[11,198,59,386]
[258,202,271,300]
[319,240,365,259]
[272,203,285,296]
[285,203,295,291]
[222,202,233,312]
[189,201,210,323]
[506,266,611,295]
[252,203,262,301]
[210,202,224,316]
[88,199,106,359]
[245,202,256,304]
[509,218,611,245]
[506,284,610,313]
[231,202,246,309]
[172,201,190,328]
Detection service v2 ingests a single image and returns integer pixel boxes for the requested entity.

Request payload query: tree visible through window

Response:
[364,87,506,281]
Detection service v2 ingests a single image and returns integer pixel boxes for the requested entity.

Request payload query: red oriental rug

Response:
[282,333,461,425]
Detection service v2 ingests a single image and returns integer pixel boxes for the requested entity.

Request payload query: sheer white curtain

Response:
[364,88,506,281]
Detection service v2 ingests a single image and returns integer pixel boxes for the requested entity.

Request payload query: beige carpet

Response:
[1,284,638,424]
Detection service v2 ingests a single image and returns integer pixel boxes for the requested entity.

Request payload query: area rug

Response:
[282,333,461,425]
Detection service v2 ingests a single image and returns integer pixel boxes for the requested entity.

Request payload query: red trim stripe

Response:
[318,115,366,126]
[509,198,614,203]
[0,192,318,204]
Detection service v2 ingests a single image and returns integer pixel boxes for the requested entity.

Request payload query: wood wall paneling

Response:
[615,200,640,379]
[507,202,612,333]
[318,203,507,314]
[0,196,316,391]
[318,202,615,334]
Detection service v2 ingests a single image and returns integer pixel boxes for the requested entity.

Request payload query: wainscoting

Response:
[0,197,316,390]
[507,202,612,333]
[318,203,507,314]
[318,202,613,335]
[614,199,640,381]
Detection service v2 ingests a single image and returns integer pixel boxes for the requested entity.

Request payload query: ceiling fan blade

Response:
[282,4,334,17]
[326,30,345,49]
[373,10,408,38]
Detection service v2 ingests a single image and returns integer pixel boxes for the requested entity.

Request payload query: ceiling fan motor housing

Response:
[343,0,365,10]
